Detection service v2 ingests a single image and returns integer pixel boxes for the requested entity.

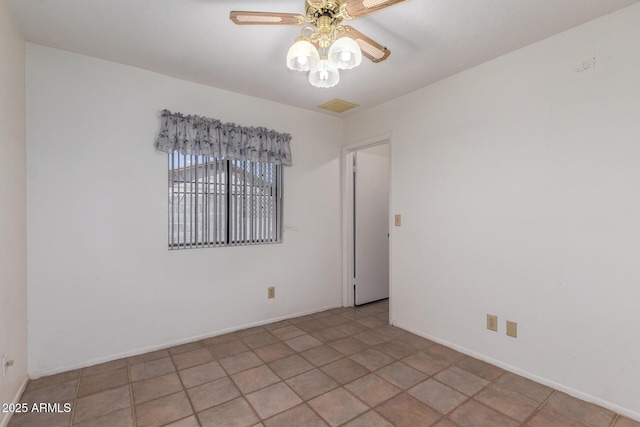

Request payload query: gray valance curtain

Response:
[155,109,292,166]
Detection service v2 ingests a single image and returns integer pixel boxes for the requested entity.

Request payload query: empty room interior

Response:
[1,0,639,426]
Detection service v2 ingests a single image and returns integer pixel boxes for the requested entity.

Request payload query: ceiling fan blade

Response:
[343,26,390,63]
[230,11,304,26]
[343,0,407,18]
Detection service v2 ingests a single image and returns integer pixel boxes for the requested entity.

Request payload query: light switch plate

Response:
[394,214,401,226]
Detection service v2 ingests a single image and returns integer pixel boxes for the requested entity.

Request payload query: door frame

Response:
[342,133,393,313]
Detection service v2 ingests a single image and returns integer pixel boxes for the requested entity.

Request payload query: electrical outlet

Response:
[506,321,518,338]
[486,314,498,332]
[394,214,401,227]
[268,287,275,299]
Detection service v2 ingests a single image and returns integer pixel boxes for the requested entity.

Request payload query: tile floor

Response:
[8,300,640,427]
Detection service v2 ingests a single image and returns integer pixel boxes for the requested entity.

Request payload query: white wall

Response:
[345,3,640,420]
[0,0,28,424]
[26,44,343,376]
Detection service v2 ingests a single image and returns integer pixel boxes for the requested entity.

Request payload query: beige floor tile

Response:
[253,342,296,363]
[433,419,462,427]
[132,372,183,404]
[526,407,591,427]
[434,366,490,396]
[24,370,80,392]
[263,403,329,427]
[286,369,339,400]
[236,326,266,338]
[373,324,404,346]
[345,374,401,406]
[202,332,237,347]
[168,341,204,356]
[311,327,349,343]
[320,315,350,327]
[495,372,553,402]
[321,358,370,385]
[353,330,389,346]
[546,392,616,427]
[334,322,369,336]
[129,357,175,382]
[421,344,466,365]
[127,349,170,366]
[377,361,428,390]
[269,354,314,379]
[135,391,193,427]
[349,348,395,371]
[82,359,128,377]
[7,408,72,427]
[198,397,259,427]
[219,351,263,375]
[374,341,417,359]
[475,383,540,421]
[208,339,250,360]
[308,387,368,427]
[455,357,505,381]
[449,399,520,427]
[284,334,323,352]
[375,393,441,427]
[231,365,280,394]
[187,376,241,412]
[329,337,369,356]
[296,319,330,333]
[357,317,388,329]
[408,378,467,414]
[393,332,434,350]
[77,366,129,397]
[73,385,131,424]
[73,407,134,427]
[342,410,395,427]
[172,348,213,370]
[20,379,77,405]
[300,345,344,367]
[263,319,292,331]
[164,415,200,427]
[179,360,227,389]
[245,382,303,419]
[270,325,305,341]
[402,352,449,376]
[241,331,280,349]
[615,417,640,427]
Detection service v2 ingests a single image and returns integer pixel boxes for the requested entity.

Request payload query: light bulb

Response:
[308,58,339,88]
[327,37,362,70]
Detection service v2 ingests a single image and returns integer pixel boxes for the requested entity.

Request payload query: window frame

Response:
[167,150,283,249]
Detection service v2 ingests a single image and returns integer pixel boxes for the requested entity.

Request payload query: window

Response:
[168,150,283,248]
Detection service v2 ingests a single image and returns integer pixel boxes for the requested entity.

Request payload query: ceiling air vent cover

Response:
[318,98,359,113]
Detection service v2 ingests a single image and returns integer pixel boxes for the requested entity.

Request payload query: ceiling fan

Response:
[229,0,406,88]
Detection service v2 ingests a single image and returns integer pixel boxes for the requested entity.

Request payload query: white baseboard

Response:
[0,377,29,427]
[393,321,640,423]
[29,304,341,379]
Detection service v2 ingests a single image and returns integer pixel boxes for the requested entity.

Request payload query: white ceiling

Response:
[8,0,639,116]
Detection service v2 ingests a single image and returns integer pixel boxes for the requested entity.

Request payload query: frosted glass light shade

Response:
[327,37,362,70]
[286,40,320,72]
[308,58,339,88]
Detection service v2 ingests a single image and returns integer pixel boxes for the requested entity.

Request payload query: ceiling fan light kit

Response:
[231,0,405,89]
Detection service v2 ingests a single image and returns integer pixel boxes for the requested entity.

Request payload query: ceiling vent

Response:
[318,98,359,113]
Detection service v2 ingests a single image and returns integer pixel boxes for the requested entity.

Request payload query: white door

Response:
[354,147,389,305]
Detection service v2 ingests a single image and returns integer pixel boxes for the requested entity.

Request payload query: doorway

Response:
[343,138,391,307]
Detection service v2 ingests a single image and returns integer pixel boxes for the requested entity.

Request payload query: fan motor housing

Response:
[306,0,345,26]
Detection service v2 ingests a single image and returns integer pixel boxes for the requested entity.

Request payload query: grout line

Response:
[68,370,81,427]
[126,357,137,427]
